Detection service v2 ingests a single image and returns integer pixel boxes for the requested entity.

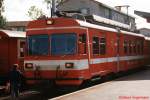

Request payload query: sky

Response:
[3,0,150,29]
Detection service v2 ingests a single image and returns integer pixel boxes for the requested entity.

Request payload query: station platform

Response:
[51,68,150,100]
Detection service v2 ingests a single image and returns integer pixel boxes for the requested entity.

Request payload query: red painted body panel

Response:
[25,69,90,85]
[24,18,150,86]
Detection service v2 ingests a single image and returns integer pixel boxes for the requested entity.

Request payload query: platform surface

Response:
[51,68,150,100]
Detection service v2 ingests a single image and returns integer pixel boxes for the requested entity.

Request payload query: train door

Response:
[17,39,25,72]
[78,31,91,79]
[78,34,86,54]
[116,28,121,72]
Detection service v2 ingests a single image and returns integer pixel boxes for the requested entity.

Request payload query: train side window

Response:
[124,41,127,54]
[129,41,132,54]
[133,42,136,54]
[93,37,99,54]
[137,42,140,54]
[141,41,144,54]
[78,34,86,54]
[19,40,25,58]
[100,37,106,55]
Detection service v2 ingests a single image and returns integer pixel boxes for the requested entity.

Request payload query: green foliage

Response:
[0,0,4,16]
[27,0,63,20]
[27,6,45,20]
[0,16,6,28]
[0,0,6,28]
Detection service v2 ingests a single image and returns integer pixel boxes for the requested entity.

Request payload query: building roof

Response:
[93,0,134,18]
[58,0,134,18]
[93,15,130,29]
[6,21,29,27]
[134,10,150,22]
[0,30,26,38]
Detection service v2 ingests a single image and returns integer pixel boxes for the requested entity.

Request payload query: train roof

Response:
[27,18,145,38]
[0,30,26,38]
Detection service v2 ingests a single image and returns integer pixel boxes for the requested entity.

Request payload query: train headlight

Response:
[65,63,74,68]
[25,63,33,69]
[47,19,54,25]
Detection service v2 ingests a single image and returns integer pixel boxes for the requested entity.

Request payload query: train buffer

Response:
[0,86,6,97]
[51,68,150,100]
[0,86,5,91]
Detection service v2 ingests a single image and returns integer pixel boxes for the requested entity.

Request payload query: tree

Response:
[0,0,6,28]
[27,0,63,20]
[0,0,4,15]
[27,6,45,20]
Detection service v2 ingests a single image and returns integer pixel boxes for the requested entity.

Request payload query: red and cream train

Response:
[24,17,150,86]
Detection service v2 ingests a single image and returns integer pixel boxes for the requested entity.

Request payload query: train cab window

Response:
[124,41,128,54]
[93,37,99,54]
[78,34,86,54]
[100,37,106,55]
[51,33,77,55]
[28,35,49,56]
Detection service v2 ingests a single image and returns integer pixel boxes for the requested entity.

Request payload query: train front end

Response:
[24,18,90,86]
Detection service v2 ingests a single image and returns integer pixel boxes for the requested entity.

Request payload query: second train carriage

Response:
[0,30,26,84]
[24,17,150,86]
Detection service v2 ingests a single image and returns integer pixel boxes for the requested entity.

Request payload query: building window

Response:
[112,11,130,25]
[93,37,99,54]
[80,8,90,15]
[100,37,106,55]
[112,11,118,22]
[99,5,110,19]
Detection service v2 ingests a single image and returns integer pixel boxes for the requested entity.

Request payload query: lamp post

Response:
[51,0,56,17]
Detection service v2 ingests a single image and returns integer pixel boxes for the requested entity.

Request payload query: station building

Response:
[57,0,136,32]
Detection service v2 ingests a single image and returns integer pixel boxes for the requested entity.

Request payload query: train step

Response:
[90,77,101,82]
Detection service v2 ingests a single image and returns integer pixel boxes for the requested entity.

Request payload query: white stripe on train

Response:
[90,55,145,64]
[24,55,146,70]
